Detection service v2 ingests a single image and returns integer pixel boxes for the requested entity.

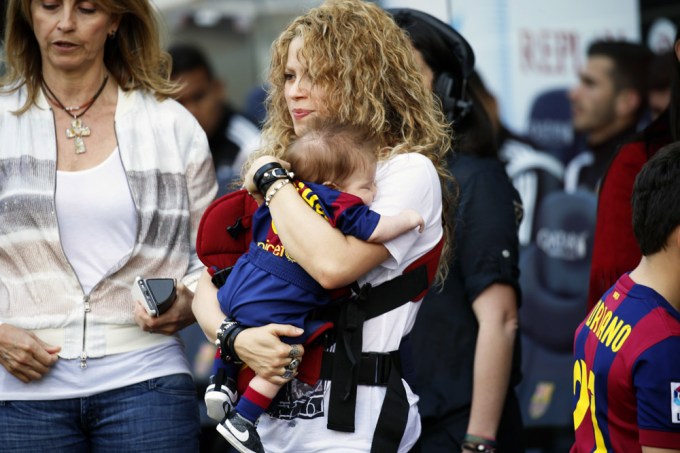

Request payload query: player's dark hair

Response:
[632,141,680,255]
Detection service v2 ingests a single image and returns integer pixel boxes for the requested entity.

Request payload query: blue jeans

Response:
[0,373,200,452]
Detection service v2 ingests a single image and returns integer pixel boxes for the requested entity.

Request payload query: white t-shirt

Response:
[258,153,443,452]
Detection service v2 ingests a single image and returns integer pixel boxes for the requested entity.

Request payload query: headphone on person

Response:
[388,8,476,123]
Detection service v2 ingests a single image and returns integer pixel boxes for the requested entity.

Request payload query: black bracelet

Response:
[216,318,244,364]
[259,167,293,196]
[226,325,247,362]
[253,162,283,194]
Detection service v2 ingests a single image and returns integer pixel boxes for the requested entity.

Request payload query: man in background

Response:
[566,40,652,192]
[587,30,680,310]
[169,43,260,195]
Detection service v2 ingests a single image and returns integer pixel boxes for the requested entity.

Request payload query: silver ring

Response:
[288,344,301,358]
[288,358,301,370]
[281,369,294,379]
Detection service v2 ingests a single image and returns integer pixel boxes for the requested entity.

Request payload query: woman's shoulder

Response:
[375,152,442,211]
[379,152,438,179]
[453,155,519,207]
[452,154,507,183]
[117,88,201,132]
[119,88,187,115]
[385,151,434,167]
[454,153,504,171]
[0,84,25,109]
[156,95,195,118]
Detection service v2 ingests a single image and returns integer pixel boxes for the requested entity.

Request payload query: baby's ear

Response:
[323,181,339,190]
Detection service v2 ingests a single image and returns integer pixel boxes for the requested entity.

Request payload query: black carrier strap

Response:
[320,351,399,386]
[322,265,429,451]
[371,359,410,453]
[361,266,428,321]
[327,298,365,432]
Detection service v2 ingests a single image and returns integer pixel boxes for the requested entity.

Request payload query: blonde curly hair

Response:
[252,0,455,282]
[1,0,178,113]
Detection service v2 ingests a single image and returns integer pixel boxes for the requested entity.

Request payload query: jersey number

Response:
[573,359,606,452]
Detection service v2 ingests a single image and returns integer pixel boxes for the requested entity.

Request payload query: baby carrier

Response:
[196,189,443,452]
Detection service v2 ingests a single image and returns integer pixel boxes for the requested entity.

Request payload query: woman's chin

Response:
[292,114,322,136]
[292,122,309,137]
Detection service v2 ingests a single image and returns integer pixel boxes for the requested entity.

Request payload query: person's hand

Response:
[403,209,425,233]
[134,281,195,335]
[0,324,60,382]
[243,155,290,195]
[234,324,305,385]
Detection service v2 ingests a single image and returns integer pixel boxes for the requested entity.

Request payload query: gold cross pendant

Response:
[65,118,91,154]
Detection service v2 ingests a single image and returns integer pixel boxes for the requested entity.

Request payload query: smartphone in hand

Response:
[132,277,177,317]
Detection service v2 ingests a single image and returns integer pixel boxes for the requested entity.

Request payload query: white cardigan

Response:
[0,85,217,360]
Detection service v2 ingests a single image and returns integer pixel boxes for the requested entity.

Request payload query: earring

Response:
[108,30,117,39]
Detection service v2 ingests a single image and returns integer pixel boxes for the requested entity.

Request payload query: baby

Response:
[208,121,424,453]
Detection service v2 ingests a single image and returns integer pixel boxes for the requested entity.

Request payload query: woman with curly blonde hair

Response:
[193,1,452,451]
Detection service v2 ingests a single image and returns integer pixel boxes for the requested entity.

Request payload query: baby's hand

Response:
[403,209,425,233]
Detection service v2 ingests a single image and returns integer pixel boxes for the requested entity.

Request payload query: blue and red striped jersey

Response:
[571,273,680,452]
[252,180,380,254]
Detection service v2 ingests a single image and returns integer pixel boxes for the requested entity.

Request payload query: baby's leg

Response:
[235,375,282,421]
[217,375,282,453]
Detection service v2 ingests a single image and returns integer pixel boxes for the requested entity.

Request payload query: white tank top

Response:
[55,148,137,294]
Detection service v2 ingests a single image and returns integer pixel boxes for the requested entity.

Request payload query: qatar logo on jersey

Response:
[672,383,680,424]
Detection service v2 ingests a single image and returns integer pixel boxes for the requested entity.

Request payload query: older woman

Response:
[0,1,216,451]
[192,1,452,451]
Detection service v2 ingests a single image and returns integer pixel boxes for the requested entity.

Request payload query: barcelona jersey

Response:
[216,181,380,343]
[571,273,680,452]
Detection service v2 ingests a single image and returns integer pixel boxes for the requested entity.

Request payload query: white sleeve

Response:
[361,153,443,281]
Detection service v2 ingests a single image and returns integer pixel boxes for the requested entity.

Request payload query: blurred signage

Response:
[381,0,640,134]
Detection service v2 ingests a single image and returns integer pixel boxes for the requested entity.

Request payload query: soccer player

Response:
[571,141,680,452]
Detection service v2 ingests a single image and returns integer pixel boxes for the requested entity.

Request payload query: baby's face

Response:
[339,163,377,205]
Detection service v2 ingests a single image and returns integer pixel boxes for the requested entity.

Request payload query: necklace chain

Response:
[41,75,109,154]
[42,74,109,119]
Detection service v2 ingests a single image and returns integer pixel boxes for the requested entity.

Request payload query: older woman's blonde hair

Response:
[1,0,178,113]
[255,0,455,282]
